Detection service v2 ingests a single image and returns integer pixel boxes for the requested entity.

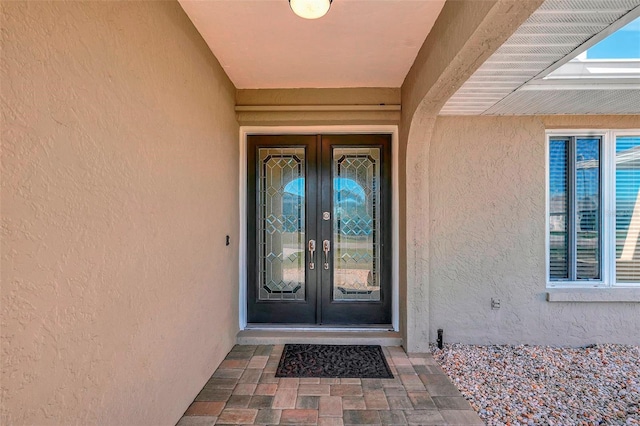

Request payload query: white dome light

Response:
[289,0,332,20]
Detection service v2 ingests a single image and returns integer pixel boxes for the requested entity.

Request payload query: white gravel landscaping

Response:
[430,344,640,426]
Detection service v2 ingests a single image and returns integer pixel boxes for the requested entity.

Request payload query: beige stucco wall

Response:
[1,1,238,424]
[427,115,640,346]
[399,0,543,352]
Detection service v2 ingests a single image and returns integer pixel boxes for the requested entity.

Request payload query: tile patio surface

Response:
[176,345,483,425]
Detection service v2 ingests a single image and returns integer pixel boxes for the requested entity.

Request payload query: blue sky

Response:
[587,17,640,59]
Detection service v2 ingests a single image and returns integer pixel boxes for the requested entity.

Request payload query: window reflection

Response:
[283,177,373,235]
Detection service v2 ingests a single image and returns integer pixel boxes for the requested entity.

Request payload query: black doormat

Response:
[275,344,394,379]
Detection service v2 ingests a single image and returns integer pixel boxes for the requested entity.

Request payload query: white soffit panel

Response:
[484,89,640,115]
[440,0,640,116]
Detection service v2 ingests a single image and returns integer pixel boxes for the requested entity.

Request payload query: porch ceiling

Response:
[440,0,640,116]
[177,0,445,89]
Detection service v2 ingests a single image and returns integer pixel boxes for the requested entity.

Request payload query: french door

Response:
[247,134,391,325]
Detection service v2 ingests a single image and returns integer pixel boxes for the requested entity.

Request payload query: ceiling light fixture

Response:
[289,0,332,20]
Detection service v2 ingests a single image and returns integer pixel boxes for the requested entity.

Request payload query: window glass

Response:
[549,139,569,280]
[548,132,640,287]
[575,138,600,280]
[615,136,640,283]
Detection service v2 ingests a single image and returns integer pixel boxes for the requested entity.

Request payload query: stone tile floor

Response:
[176,345,483,426]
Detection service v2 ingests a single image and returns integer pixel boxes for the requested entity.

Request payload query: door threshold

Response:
[237,328,402,346]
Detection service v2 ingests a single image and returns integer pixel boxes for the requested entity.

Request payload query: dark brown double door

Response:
[247,134,392,325]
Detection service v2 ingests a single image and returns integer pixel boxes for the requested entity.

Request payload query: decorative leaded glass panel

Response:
[332,147,381,301]
[258,148,306,301]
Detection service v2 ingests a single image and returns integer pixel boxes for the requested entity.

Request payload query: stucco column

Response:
[404,109,437,352]
[399,0,543,352]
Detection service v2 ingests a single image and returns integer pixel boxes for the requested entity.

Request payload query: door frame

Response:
[239,125,399,331]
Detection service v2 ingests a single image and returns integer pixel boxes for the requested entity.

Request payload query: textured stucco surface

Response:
[1,1,239,424]
[399,0,542,352]
[428,116,640,346]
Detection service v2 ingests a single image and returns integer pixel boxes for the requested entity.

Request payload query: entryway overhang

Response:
[441,1,640,115]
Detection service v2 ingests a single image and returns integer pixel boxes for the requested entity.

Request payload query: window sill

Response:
[546,288,640,302]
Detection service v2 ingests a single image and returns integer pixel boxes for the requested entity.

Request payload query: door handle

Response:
[308,240,316,270]
[323,240,330,270]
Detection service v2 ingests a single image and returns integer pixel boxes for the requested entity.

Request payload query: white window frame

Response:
[546,129,640,288]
